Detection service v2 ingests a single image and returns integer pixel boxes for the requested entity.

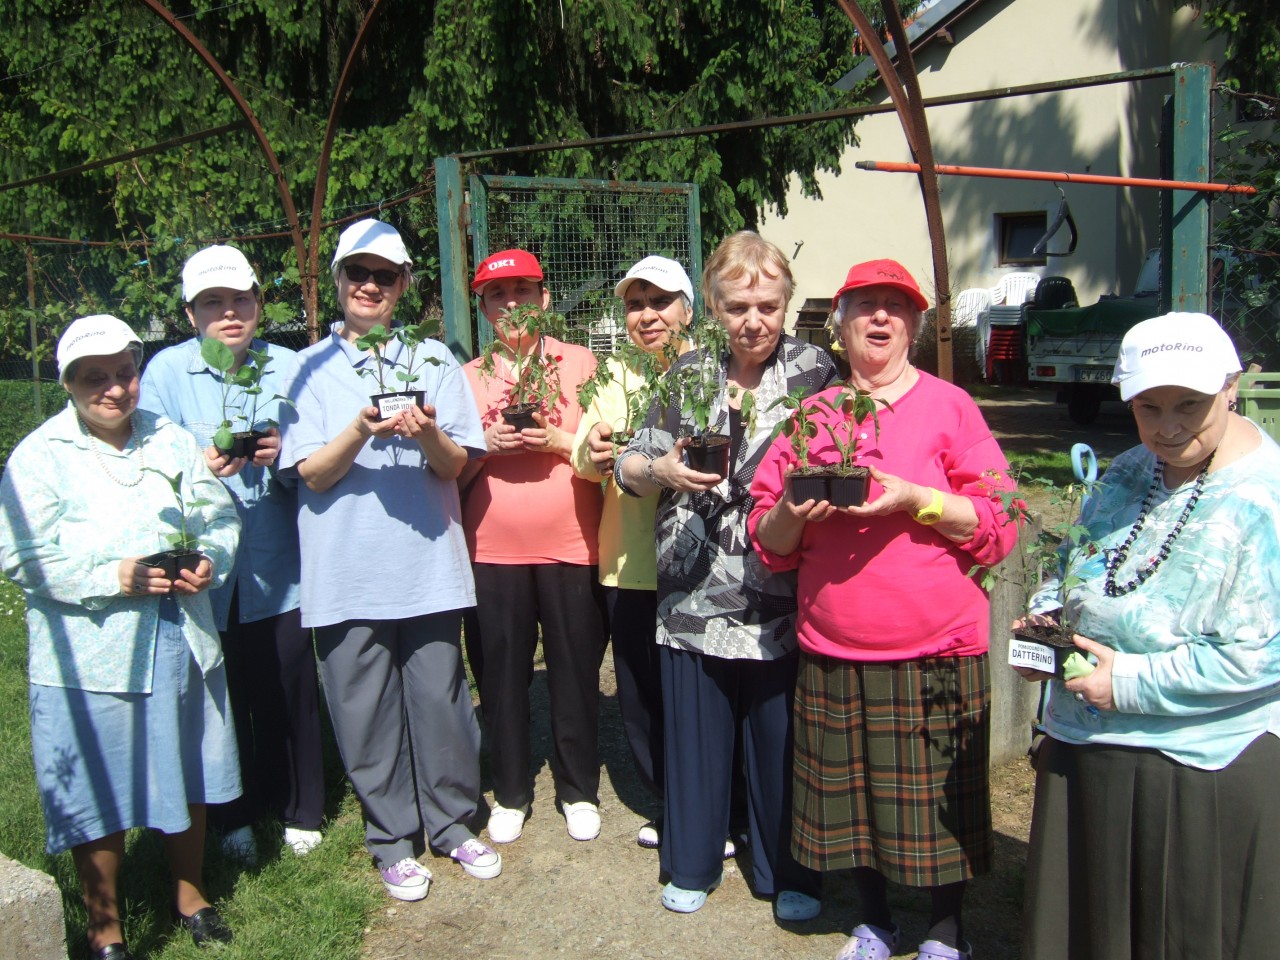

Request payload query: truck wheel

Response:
[1066,387,1102,425]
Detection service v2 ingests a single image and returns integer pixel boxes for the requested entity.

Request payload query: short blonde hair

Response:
[702,231,794,316]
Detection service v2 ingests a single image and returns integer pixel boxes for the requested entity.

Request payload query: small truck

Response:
[1024,252,1161,424]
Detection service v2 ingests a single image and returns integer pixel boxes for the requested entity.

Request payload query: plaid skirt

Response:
[791,651,992,886]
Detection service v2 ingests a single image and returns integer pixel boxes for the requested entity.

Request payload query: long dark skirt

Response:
[791,651,992,887]
[1024,733,1280,960]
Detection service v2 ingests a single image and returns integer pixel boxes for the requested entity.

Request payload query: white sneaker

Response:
[637,821,661,848]
[284,827,323,856]
[219,825,259,864]
[487,804,526,844]
[563,801,601,841]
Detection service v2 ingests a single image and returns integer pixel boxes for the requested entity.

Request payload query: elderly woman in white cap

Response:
[0,315,241,958]
[276,219,501,902]
[570,255,692,847]
[1015,312,1280,960]
[139,244,323,865]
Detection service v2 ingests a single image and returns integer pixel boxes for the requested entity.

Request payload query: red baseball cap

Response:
[472,249,544,292]
[832,259,928,312]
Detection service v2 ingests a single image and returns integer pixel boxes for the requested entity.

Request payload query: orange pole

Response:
[855,159,1256,195]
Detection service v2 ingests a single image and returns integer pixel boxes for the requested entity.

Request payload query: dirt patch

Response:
[362,662,1038,960]
[361,386,1122,959]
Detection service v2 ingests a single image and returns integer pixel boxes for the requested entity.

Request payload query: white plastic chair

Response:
[994,272,1041,307]
[953,288,994,373]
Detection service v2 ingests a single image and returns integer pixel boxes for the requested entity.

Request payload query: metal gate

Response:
[435,158,700,361]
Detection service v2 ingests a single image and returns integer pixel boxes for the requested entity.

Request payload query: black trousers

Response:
[659,645,819,899]
[470,562,608,810]
[606,586,664,798]
[208,600,326,832]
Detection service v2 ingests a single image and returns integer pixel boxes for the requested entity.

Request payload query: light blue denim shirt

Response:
[139,337,301,629]
[1030,422,1280,770]
[0,406,240,693]
[277,324,485,629]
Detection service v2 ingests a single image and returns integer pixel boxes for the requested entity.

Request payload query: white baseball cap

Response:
[614,256,694,304]
[182,245,259,302]
[57,314,143,384]
[331,219,412,279]
[1111,312,1242,401]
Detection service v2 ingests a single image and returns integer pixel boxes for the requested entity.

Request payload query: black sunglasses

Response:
[343,264,403,287]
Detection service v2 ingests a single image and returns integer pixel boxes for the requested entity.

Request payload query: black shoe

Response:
[176,906,233,947]
[92,944,133,960]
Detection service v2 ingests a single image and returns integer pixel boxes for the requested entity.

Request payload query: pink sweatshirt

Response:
[748,373,1019,661]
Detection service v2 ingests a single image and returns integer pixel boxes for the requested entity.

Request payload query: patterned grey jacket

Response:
[623,335,837,660]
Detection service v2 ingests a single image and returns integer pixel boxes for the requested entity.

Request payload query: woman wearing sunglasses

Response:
[277,219,500,902]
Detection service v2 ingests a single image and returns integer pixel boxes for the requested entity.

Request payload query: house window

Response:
[996,212,1048,267]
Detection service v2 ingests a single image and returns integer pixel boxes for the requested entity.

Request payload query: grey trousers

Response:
[314,610,481,867]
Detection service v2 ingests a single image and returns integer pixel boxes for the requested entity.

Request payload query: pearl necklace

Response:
[80,413,146,488]
[1102,453,1212,597]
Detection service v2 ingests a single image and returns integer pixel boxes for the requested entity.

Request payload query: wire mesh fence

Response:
[469,175,700,354]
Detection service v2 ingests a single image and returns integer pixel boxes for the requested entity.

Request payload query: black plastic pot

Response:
[501,404,540,431]
[216,430,267,459]
[138,549,203,581]
[1009,624,1078,679]
[371,390,426,421]
[825,468,870,508]
[683,434,731,477]
[788,471,829,505]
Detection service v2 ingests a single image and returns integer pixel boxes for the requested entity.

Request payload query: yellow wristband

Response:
[914,487,946,525]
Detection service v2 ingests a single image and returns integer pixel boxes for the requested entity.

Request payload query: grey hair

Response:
[826,291,924,342]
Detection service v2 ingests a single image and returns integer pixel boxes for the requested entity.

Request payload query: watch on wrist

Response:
[914,487,946,525]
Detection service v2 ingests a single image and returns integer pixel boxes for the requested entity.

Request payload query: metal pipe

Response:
[452,66,1182,161]
[855,159,1257,194]
[0,122,246,194]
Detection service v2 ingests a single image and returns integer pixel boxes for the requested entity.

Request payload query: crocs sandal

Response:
[835,923,901,960]
[660,872,723,913]
[774,889,822,921]
[916,939,972,960]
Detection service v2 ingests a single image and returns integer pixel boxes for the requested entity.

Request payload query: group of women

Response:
[1,216,1276,960]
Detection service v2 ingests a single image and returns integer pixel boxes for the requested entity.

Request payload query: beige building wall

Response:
[763,0,1224,325]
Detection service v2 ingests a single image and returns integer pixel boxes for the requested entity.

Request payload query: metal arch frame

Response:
[138,0,389,341]
[837,1,954,380]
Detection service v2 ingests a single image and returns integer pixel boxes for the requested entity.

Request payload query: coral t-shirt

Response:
[462,336,601,565]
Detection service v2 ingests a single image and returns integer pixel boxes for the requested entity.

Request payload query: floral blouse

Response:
[619,334,837,660]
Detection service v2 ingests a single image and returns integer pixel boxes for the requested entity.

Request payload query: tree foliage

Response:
[0,0,883,351]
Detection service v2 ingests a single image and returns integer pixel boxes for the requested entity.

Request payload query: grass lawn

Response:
[0,579,380,960]
[0,380,380,959]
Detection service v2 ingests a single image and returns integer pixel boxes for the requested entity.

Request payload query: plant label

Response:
[373,392,424,420]
[1008,637,1059,674]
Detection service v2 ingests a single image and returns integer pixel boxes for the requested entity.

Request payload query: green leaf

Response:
[200,337,236,374]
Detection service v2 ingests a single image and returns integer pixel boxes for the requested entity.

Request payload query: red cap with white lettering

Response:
[472,249,544,293]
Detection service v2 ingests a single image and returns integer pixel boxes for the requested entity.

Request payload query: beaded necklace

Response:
[1102,452,1213,598]
[79,412,146,488]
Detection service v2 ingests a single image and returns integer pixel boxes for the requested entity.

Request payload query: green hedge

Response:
[0,381,62,475]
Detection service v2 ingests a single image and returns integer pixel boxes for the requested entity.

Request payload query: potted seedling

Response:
[355,318,443,420]
[138,468,210,583]
[972,470,1099,680]
[576,341,668,452]
[478,302,569,431]
[767,387,827,505]
[671,320,731,476]
[200,339,287,458]
[815,384,893,507]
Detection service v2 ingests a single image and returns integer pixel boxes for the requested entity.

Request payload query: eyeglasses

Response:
[343,264,403,287]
